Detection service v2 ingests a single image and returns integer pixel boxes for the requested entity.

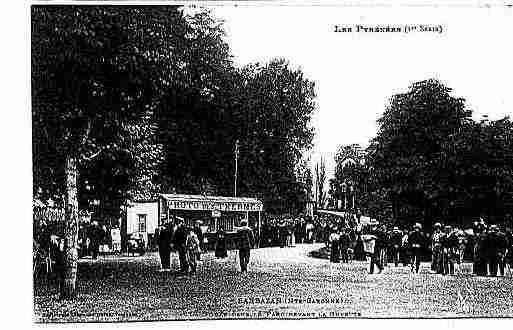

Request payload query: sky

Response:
[205,4,513,181]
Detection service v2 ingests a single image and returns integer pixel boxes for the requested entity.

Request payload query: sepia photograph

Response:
[29,1,513,323]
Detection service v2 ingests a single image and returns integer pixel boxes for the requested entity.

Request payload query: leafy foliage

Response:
[32,6,184,217]
[330,79,513,228]
[157,56,316,214]
[33,6,317,219]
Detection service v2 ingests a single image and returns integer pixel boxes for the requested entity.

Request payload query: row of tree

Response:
[32,6,316,298]
[330,79,513,229]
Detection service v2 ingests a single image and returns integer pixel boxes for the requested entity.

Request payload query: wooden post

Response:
[234,140,239,197]
[258,211,261,248]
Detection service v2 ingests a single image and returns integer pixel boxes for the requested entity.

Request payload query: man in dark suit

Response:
[389,226,403,267]
[365,223,383,274]
[408,223,425,273]
[474,224,488,276]
[237,219,255,272]
[157,223,172,271]
[487,225,508,276]
[172,218,187,272]
[88,221,103,259]
[440,225,458,275]
[339,228,351,263]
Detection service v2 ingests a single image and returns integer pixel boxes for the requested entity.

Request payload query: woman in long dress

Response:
[215,227,228,259]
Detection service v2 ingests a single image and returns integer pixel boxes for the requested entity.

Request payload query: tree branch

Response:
[81,149,103,162]
[80,120,92,147]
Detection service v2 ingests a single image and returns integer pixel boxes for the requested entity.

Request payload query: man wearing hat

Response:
[440,225,458,275]
[365,222,384,274]
[487,224,508,276]
[172,217,188,273]
[389,226,403,267]
[278,219,288,248]
[156,222,173,271]
[236,219,255,273]
[473,223,488,276]
[408,223,425,273]
[339,227,351,263]
[431,222,443,274]
[329,226,341,263]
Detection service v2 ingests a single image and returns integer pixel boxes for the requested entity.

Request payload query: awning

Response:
[316,209,352,218]
[160,194,263,212]
[316,209,377,225]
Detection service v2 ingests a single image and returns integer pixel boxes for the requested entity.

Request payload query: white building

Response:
[126,200,160,248]
[125,194,264,248]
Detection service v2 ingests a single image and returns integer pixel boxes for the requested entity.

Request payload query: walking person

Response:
[440,225,458,275]
[408,223,425,273]
[496,226,508,277]
[362,224,382,274]
[487,225,507,276]
[286,220,293,247]
[295,218,305,244]
[193,220,204,261]
[329,227,341,263]
[339,228,351,263]
[215,227,228,259]
[49,235,66,297]
[376,224,388,268]
[473,223,488,276]
[400,229,410,266]
[236,219,255,273]
[431,222,443,273]
[156,223,172,271]
[185,227,201,275]
[305,221,314,243]
[389,226,403,267]
[88,221,102,259]
[279,220,288,248]
[454,227,467,267]
[172,218,187,273]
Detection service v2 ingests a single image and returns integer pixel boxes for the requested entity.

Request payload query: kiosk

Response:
[158,194,263,240]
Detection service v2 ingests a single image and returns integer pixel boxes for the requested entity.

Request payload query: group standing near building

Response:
[154,217,256,274]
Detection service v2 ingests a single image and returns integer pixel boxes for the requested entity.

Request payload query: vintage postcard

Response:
[30,0,513,323]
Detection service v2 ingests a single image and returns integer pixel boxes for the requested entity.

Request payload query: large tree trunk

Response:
[60,155,79,300]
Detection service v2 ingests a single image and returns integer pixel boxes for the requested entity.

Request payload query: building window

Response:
[138,214,147,232]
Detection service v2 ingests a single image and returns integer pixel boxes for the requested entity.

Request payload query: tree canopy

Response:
[329,79,513,229]
[33,6,317,219]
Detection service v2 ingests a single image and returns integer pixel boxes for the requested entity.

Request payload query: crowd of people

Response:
[257,210,512,278]
[34,218,113,266]
[35,208,513,290]
[154,217,255,275]
[259,213,357,248]
[326,219,513,277]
